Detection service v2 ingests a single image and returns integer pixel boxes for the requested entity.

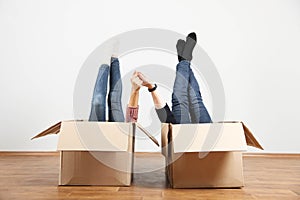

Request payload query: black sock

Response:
[176,39,185,62]
[182,32,197,61]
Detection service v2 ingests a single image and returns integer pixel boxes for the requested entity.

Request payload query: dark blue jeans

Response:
[89,57,125,122]
[172,60,212,124]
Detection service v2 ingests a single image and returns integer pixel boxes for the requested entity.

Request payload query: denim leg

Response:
[171,60,191,124]
[188,67,212,123]
[89,64,109,121]
[108,57,125,122]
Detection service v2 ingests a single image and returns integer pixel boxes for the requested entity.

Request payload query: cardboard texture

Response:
[161,122,263,188]
[32,120,158,186]
[59,151,132,186]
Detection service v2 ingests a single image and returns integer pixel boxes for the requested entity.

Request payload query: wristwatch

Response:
[148,84,157,92]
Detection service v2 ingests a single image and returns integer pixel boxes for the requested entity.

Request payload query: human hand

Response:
[130,71,142,92]
[136,72,155,90]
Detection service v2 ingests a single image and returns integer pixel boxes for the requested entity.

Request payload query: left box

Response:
[32,120,153,186]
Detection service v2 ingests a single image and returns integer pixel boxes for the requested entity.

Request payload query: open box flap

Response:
[31,121,159,149]
[31,121,62,140]
[135,123,159,147]
[57,121,133,151]
[171,122,248,153]
[241,122,264,150]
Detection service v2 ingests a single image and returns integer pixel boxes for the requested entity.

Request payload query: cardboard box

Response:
[32,120,158,186]
[161,122,263,188]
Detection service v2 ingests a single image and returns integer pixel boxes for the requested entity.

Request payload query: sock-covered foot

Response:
[182,32,197,61]
[176,39,185,62]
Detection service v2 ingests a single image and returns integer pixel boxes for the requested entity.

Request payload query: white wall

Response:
[0,0,299,152]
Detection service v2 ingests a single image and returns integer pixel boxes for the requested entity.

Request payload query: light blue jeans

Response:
[89,57,125,122]
[172,60,212,124]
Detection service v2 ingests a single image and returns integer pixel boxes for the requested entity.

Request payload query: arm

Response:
[126,72,140,122]
[137,72,166,109]
[150,88,176,123]
[149,87,165,109]
[128,87,139,107]
[137,72,176,123]
[155,103,176,124]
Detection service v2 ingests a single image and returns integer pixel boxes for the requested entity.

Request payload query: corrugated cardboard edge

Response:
[58,151,63,185]
[241,122,264,150]
[31,121,62,140]
[161,123,169,157]
[167,123,174,188]
[135,123,159,147]
[130,123,135,183]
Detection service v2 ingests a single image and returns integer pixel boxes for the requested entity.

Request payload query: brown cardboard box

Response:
[161,122,263,188]
[32,120,158,186]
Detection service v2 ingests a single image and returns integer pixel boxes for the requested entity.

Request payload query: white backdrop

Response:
[0,0,299,152]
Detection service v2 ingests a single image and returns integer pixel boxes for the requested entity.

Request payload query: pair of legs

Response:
[89,57,124,122]
[172,60,212,124]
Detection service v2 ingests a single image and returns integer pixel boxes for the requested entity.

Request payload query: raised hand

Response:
[136,72,155,90]
[130,71,142,92]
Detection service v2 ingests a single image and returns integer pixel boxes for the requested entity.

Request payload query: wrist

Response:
[148,83,157,92]
[146,83,155,89]
[131,87,140,93]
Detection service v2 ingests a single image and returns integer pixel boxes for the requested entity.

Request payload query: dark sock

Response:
[176,39,185,62]
[182,32,197,61]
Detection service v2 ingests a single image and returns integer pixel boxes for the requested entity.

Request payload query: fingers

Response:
[131,71,138,81]
[136,72,146,82]
[130,71,152,88]
[133,70,138,76]
[130,71,142,91]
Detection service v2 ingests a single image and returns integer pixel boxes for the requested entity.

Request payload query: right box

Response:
[161,122,263,188]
